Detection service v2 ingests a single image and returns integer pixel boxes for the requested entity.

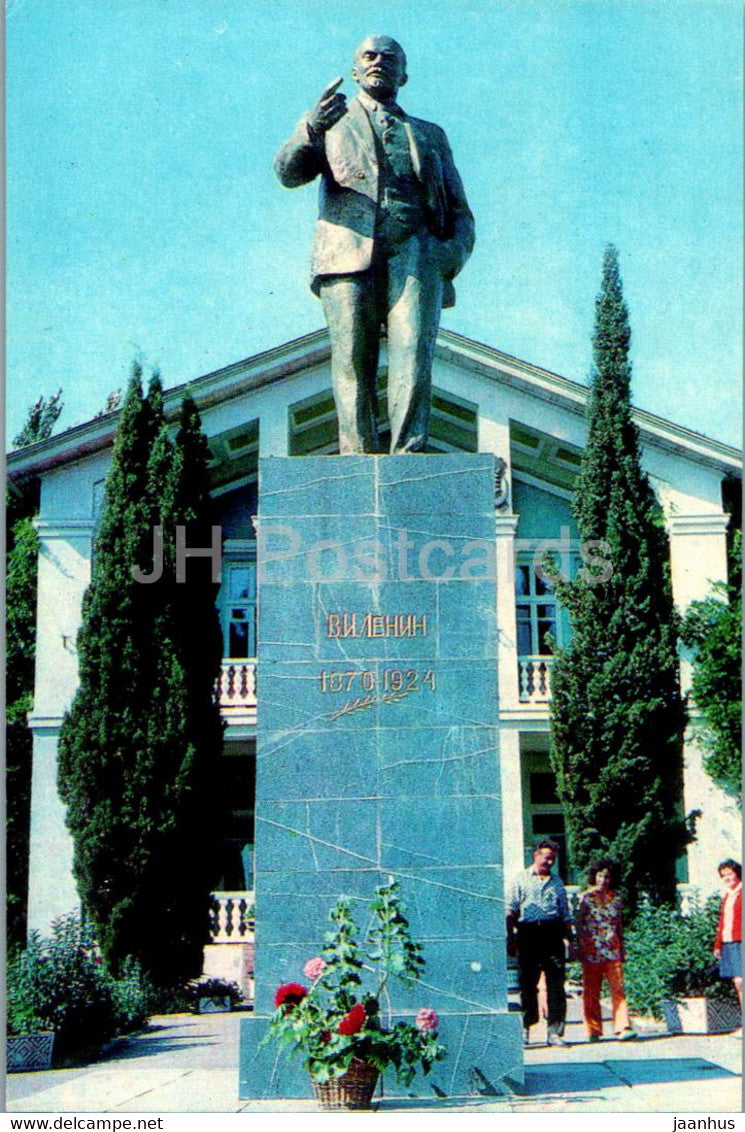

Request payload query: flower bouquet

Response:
[262,880,446,1109]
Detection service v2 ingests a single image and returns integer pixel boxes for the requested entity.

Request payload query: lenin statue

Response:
[274,35,475,454]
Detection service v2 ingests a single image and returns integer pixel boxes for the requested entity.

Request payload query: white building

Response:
[8,327,741,960]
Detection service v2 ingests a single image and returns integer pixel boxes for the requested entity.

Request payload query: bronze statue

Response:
[275,35,474,454]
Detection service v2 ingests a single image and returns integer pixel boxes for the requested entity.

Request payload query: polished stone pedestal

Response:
[240,455,523,1099]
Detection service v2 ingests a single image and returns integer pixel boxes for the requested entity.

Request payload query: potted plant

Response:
[262,880,446,1110]
[7,913,149,1071]
[624,896,740,1034]
[6,974,55,1075]
[6,1030,56,1074]
[187,976,242,1014]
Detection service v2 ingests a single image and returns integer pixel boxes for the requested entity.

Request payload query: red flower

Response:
[338,1003,366,1036]
[274,982,308,1011]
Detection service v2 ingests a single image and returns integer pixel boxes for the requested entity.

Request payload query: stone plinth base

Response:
[240,455,522,1100]
[239,1011,523,1099]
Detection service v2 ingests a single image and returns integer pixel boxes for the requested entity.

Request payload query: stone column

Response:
[498,726,525,884]
[668,511,730,697]
[27,519,93,934]
[26,730,79,931]
[494,514,520,712]
[478,416,523,906]
[667,513,730,616]
[683,735,741,889]
[478,413,519,708]
[667,512,738,887]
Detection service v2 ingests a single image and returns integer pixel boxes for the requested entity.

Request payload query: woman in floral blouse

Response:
[577,858,636,1042]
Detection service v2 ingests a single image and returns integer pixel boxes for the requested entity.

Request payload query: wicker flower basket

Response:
[311,1058,380,1110]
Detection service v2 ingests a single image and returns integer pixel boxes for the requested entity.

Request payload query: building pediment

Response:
[7,328,741,489]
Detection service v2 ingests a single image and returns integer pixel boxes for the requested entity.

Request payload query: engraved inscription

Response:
[326,612,427,638]
[319,668,436,694]
[320,667,437,722]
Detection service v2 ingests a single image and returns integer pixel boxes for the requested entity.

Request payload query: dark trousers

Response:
[517,920,567,1035]
[319,233,444,455]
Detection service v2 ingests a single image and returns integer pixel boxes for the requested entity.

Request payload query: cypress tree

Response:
[58,366,157,971]
[58,369,225,984]
[136,394,225,984]
[548,246,689,909]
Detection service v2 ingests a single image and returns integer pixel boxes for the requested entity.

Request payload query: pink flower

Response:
[303,957,327,980]
[415,1007,439,1032]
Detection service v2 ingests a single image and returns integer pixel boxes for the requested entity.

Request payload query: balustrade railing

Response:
[518,655,553,703]
[220,659,553,708]
[216,660,257,711]
[209,891,255,943]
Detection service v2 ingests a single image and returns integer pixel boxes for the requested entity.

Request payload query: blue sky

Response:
[6,0,743,447]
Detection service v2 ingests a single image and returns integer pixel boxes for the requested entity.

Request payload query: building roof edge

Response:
[436,330,742,472]
[7,327,741,479]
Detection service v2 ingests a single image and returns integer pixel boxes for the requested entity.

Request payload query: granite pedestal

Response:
[240,454,523,1099]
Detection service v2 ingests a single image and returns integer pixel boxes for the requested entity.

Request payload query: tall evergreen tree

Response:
[58,369,225,985]
[548,246,689,909]
[133,393,224,984]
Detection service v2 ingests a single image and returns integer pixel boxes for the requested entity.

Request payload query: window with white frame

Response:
[219,562,257,659]
[515,558,561,657]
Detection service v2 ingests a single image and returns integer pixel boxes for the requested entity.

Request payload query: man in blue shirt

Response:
[507,838,575,1047]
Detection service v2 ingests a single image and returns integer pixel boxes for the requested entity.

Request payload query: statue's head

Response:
[352,35,407,101]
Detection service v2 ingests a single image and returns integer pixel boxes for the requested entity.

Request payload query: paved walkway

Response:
[6,1008,742,1114]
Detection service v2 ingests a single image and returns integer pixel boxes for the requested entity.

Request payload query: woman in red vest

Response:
[714,858,742,1032]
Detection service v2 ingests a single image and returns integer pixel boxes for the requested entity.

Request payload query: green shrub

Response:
[109,958,150,1034]
[624,895,736,1019]
[7,912,149,1061]
[142,982,192,1015]
[6,942,47,1036]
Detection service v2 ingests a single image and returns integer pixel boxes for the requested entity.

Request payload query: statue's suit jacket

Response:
[274,95,475,309]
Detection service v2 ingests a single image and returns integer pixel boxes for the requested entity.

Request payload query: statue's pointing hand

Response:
[308,77,347,136]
